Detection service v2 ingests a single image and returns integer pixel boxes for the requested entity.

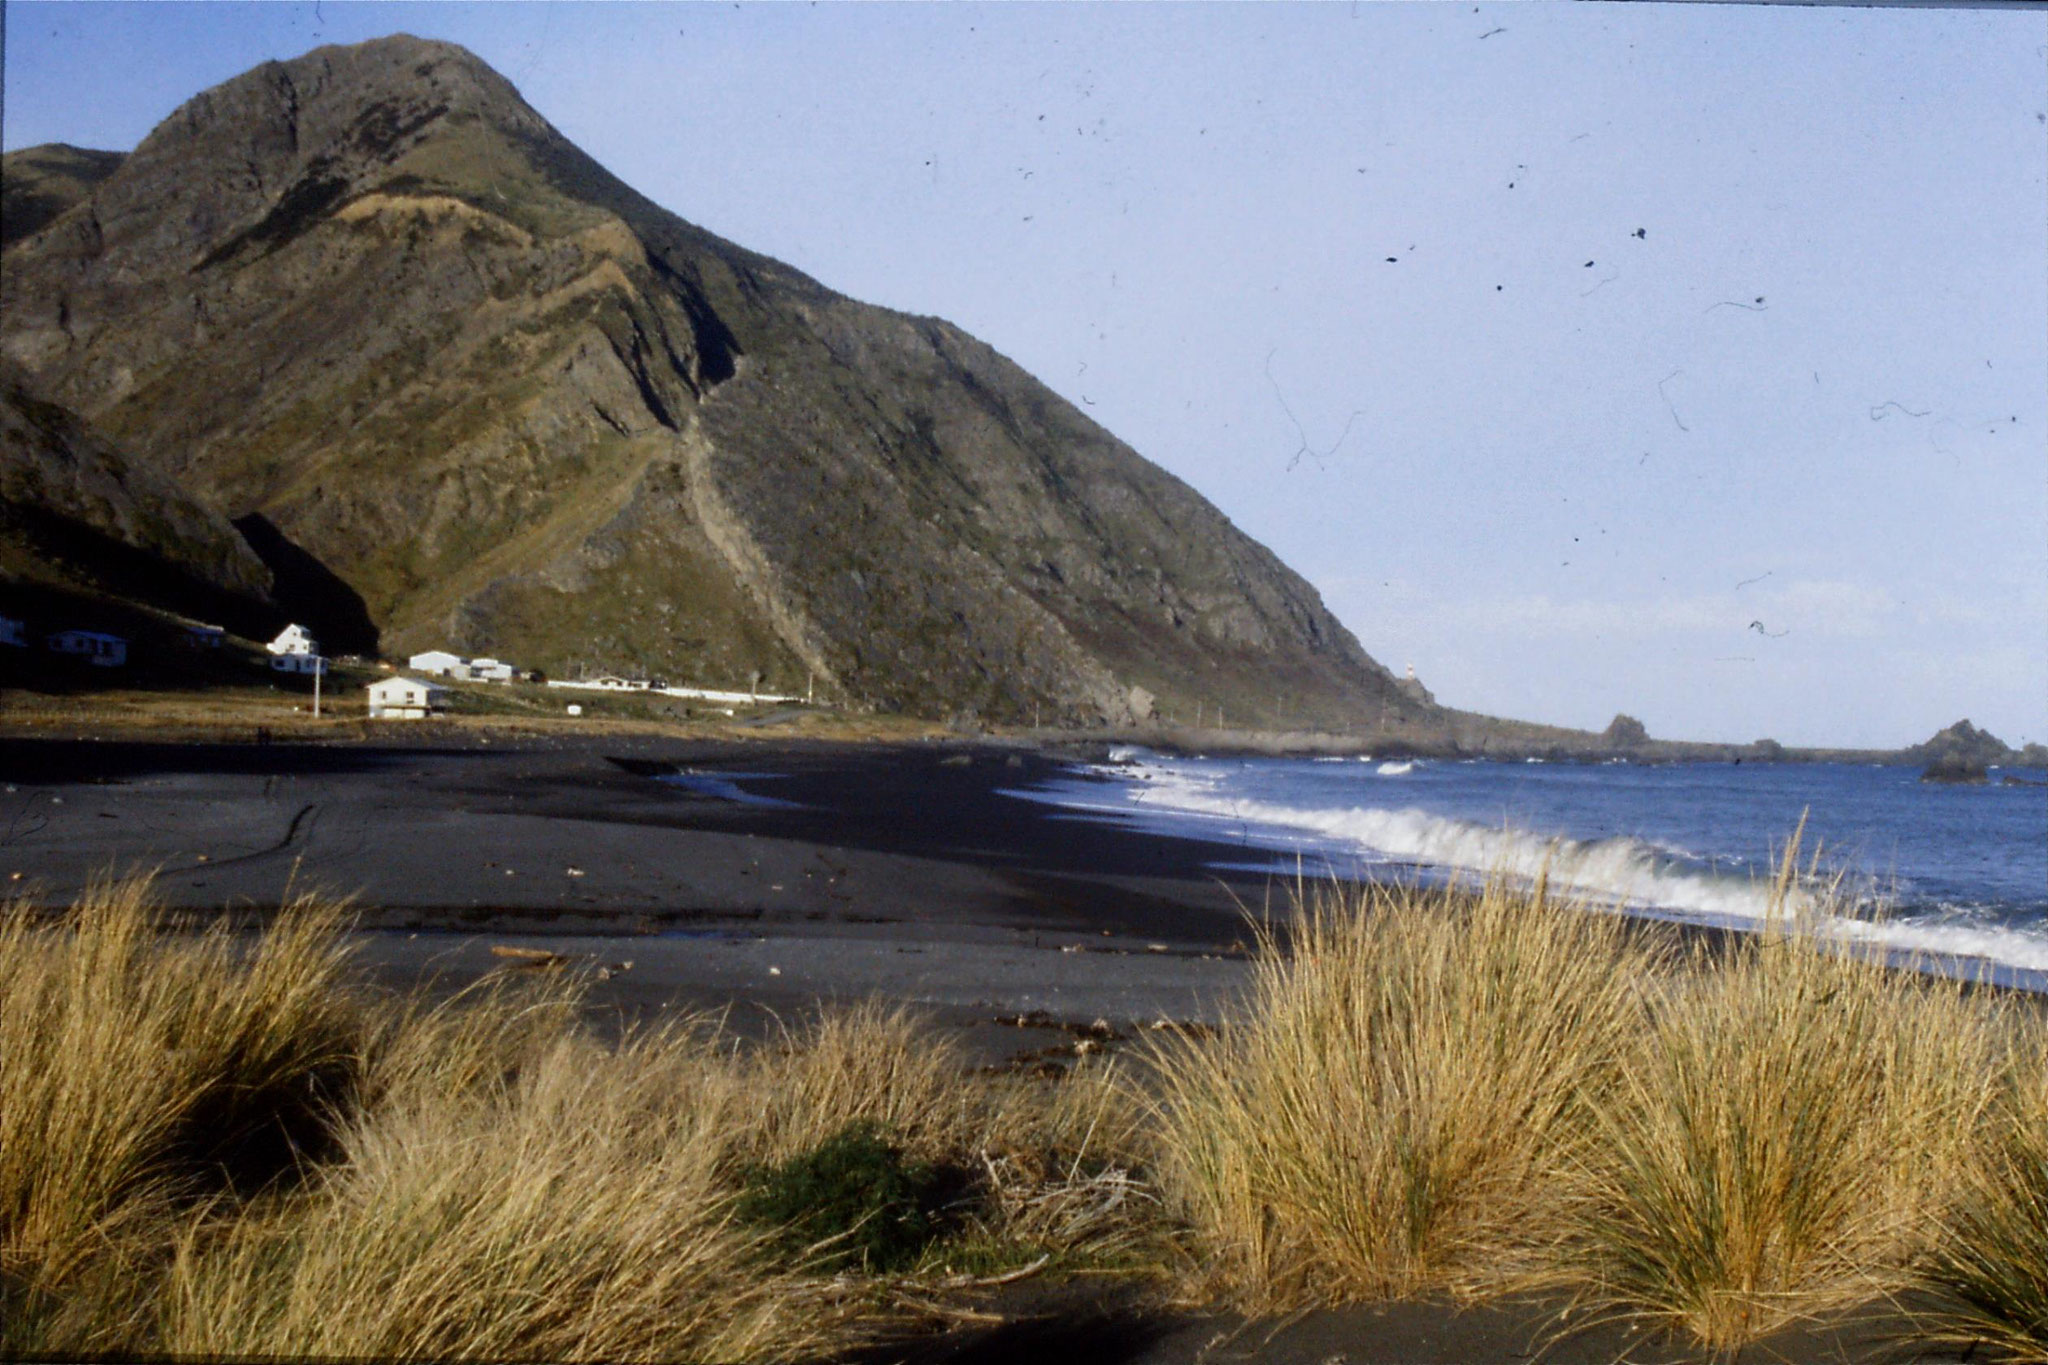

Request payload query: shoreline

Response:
[0,682,1990,767]
[0,730,2006,1362]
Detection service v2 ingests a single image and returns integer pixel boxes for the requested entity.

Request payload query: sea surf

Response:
[1010,751,2048,989]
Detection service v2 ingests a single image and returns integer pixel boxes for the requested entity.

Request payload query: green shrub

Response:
[738,1121,941,1272]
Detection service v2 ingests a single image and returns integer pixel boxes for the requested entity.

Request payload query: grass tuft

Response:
[1914,1062,2048,1363]
[0,876,362,1300]
[1147,872,1657,1309]
[1559,848,2008,1350]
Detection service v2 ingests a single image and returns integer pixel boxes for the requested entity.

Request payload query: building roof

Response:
[367,675,448,696]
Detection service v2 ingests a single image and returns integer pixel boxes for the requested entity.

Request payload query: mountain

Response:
[0,35,1417,726]
[0,144,124,250]
[1,361,275,632]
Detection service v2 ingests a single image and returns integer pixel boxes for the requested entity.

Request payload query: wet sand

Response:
[0,733,1276,1064]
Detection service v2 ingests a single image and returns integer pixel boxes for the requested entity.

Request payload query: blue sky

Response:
[6,2,2043,748]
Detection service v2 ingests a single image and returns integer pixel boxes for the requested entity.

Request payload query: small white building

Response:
[47,630,126,666]
[0,616,27,648]
[268,624,318,656]
[467,656,517,683]
[269,653,328,675]
[367,676,447,720]
[408,650,467,676]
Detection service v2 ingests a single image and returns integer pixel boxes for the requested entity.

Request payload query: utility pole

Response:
[312,656,323,719]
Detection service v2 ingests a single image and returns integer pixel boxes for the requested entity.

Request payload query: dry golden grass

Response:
[1144,849,2027,1353]
[0,877,363,1292]
[1146,873,1659,1309]
[0,879,1160,1359]
[1912,1034,2048,1363]
[158,1011,861,1362]
[8,862,2038,1360]
[1560,854,2012,1350]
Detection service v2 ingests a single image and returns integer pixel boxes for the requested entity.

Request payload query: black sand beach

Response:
[0,732,1959,1363]
[0,735,1278,1061]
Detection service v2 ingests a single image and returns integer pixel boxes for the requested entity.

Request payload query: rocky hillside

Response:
[0,35,1415,726]
[1,362,274,632]
[0,144,124,250]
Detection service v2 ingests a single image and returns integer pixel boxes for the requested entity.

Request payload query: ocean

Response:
[1012,750,2048,989]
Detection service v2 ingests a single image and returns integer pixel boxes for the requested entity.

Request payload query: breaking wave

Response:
[1073,758,2048,983]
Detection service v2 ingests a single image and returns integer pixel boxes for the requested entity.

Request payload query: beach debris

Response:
[489,945,574,970]
[932,1252,1053,1291]
[768,965,781,975]
[564,866,585,877]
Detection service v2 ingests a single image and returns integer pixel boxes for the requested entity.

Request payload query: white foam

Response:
[1090,760,2048,979]
[1377,761,1414,776]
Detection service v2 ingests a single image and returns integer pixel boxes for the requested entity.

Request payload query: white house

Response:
[367,676,447,719]
[47,630,126,666]
[467,656,517,683]
[408,650,467,676]
[181,623,226,649]
[0,616,26,648]
[268,624,318,656]
[269,653,328,675]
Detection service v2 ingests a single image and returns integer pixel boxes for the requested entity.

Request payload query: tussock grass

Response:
[1562,854,2010,1350]
[745,998,980,1164]
[0,876,362,1297]
[1146,874,1658,1309]
[159,1012,857,1362]
[1914,1055,2048,1363]
[1146,850,2024,1353]
[0,879,1161,1359]
[8,861,2038,1359]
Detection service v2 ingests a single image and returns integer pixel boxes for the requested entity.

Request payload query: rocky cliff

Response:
[1,35,1415,725]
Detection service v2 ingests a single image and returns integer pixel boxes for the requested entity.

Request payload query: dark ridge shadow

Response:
[0,504,278,640]
[232,513,380,655]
